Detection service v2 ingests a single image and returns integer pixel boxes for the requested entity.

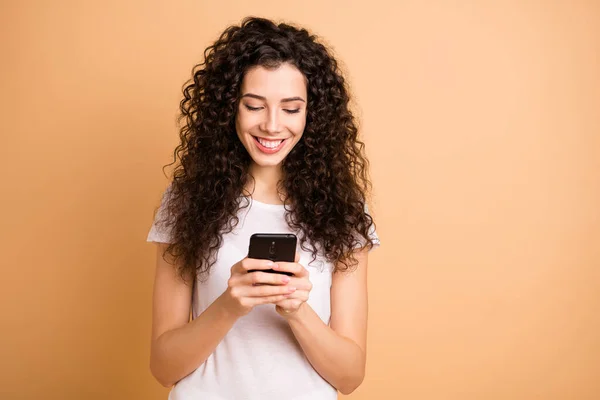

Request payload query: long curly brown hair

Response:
[153,16,377,284]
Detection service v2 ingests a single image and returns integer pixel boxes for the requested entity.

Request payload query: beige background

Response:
[1,1,599,399]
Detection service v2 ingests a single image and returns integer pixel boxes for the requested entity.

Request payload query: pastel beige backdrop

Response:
[1,1,598,399]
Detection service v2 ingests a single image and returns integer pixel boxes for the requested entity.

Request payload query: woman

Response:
[147,16,380,400]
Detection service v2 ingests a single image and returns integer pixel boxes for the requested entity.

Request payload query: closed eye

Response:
[244,104,301,114]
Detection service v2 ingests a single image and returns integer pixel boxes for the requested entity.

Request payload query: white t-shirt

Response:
[146,189,380,400]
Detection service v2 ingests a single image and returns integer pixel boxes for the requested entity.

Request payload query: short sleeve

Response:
[146,185,174,244]
[355,203,381,252]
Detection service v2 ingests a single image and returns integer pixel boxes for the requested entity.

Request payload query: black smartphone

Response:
[247,233,297,276]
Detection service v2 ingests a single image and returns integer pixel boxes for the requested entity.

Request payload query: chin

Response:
[251,154,285,167]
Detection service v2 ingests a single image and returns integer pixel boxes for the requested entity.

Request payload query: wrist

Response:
[216,291,244,321]
[279,302,309,322]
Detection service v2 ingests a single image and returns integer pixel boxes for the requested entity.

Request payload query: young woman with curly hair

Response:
[146,16,381,400]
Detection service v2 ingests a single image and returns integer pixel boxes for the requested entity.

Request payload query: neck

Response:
[246,163,285,203]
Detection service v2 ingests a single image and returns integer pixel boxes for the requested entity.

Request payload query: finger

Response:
[277,289,309,301]
[245,271,291,286]
[285,277,312,291]
[275,299,303,310]
[233,258,278,274]
[274,261,308,277]
[253,294,293,305]
[295,252,300,263]
[247,284,296,298]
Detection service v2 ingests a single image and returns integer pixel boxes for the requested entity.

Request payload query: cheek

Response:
[290,119,307,138]
[236,115,253,138]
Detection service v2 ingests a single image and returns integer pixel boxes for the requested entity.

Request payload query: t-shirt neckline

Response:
[241,196,286,209]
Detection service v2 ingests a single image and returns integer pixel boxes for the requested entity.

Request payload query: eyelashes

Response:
[244,104,301,114]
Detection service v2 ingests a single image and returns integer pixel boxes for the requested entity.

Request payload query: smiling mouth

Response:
[251,135,287,153]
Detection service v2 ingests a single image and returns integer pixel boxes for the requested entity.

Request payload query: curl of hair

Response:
[154,16,377,284]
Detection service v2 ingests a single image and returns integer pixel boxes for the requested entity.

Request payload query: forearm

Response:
[150,294,238,387]
[285,303,366,394]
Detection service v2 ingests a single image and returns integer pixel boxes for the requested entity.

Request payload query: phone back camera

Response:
[269,241,276,255]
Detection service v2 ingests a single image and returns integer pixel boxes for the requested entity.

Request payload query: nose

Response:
[260,109,282,134]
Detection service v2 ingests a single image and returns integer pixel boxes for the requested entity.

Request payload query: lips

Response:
[252,135,287,154]
[256,137,283,148]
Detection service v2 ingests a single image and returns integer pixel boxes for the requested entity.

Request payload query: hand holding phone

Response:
[269,252,312,317]
[246,233,312,317]
[221,257,297,318]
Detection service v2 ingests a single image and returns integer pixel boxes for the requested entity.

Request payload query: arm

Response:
[149,243,238,387]
[150,243,294,387]
[278,248,369,395]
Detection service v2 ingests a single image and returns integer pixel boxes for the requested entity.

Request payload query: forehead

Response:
[241,63,307,98]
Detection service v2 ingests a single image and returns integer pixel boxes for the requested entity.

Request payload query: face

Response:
[235,63,308,168]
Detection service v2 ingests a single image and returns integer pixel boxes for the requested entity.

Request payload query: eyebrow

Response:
[241,93,306,103]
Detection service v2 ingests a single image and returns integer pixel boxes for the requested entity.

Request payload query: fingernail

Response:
[282,276,290,283]
[272,263,279,269]
[266,261,274,266]
[288,287,296,292]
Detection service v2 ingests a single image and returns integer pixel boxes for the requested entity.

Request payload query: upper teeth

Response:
[258,138,283,148]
